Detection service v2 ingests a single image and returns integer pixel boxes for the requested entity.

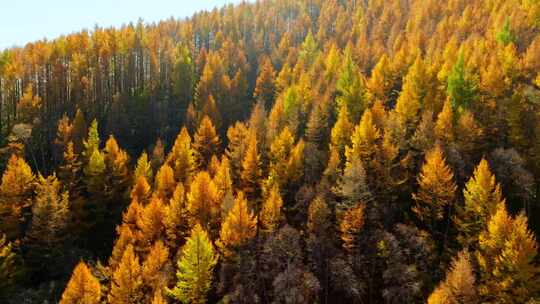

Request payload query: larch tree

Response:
[167,224,218,304]
[136,196,166,247]
[260,184,284,233]
[240,133,262,200]
[166,127,196,185]
[427,250,477,304]
[225,121,249,183]
[345,108,381,167]
[193,115,221,169]
[339,202,366,253]
[25,174,70,274]
[0,154,35,239]
[455,159,505,247]
[141,240,170,296]
[218,191,257,259]
[447,52,476,111]
[254,56,276,109]
[412,145,457,230]
[434,98,455,145]
[60,261,101,304]
[134,152,153,184]
[108,245,143,304]
[331,105,354,160]
[476,203,540,303]
[186,171,221,232]
[0,234,23,294]
[154,164,176,201]
[336,47,368,122]
[164,183,189,248]
[395,56,429,130]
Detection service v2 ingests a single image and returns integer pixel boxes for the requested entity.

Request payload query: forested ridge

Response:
[1,0,540,303]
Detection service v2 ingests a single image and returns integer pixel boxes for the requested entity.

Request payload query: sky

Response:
[0,0,242,49]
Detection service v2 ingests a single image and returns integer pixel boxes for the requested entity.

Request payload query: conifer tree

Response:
[225,122,249,183]
[260,184,284,233]
[395,56,428,128]
[213,156,233,200]
[84,149,106,195]
[71,109,88,154]
[164,183,189,248]
[0,234,23,295]
[108,225,136,271]
[25,174,70,273]
[0,154,35,239]
[254,56,276,109]
[83,119,100,160]
[345,108,381,166]
[134,152,153,184]
[193,115,221,169]
[427,250,477,304]
[60,261,101,304]
[137,197,165,246]
[167,127,196,184]
[267,127,295,189]
[108,245,143,304]
[142,241,170,294]
[151,138,165,172]
[218,192,257,258]
[154,164,176,200]
[104,135,130,197]
[130,175,151,203]
[412,145,457,229]
[476,203,540,303]
[434,98,455,144]
[447,53,476,111]
[331,105,354,160]
[58,141,83,196]
[186,171,220,231]
[367,54,393,103]
[336,48,368,121]
[455,159,505,247]
[339,202,365,253]
[240,133,262,199]
[167,224,218,304]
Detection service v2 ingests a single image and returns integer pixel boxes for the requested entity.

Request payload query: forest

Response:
[1,0,540,303]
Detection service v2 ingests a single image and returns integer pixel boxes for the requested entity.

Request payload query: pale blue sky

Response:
[0,0,242,49]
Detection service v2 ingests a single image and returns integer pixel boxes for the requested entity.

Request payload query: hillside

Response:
[1,0,540,303]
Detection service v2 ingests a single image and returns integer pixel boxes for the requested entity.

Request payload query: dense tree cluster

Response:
[1,0,540,302]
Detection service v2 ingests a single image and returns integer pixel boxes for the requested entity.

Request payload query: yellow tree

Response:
[345,108,381,166]
[330,105,354,161]
[186,171,221,232]
[167,224,218,304]
[476,203,540,303]
[412,145,457,229]
[427,250,477,304]
[455,159,505,247]
[164,183,189,248]
[240,133,262,200]
[434,98,455,145]
[142,241,170,296]
[166,127,196,185]
[193,115,221,169]
[260,184,284,233]
[218,192,257,258]
[60,261,101,304]
[136,197,165,247]
[134,152,153,184]
[154,164,176,201]
[108,245,143,304]
[339,202,365,253]
[0,154,34,239]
